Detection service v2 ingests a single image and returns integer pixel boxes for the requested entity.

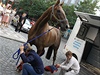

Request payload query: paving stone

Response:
[0,25,94,75]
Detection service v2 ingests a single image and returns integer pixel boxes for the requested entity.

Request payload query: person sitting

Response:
[56,51,80,75]
[19,43,44,75]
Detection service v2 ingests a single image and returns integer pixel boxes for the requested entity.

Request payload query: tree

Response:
[14,0,49,19]
[62,0,100,28]
[75,0,100,14]
[63,5,77,28]
[13,0,100,27]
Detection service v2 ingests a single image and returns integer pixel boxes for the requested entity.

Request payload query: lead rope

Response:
[12,28,54,65]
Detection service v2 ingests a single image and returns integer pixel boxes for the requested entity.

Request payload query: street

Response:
[0,25,95,75]
[0,0,99,74]
[0,25,67,75]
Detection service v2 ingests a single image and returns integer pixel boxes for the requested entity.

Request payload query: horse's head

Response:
[50,0,70,31]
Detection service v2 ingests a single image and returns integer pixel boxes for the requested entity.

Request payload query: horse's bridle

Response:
[50,5,67,22]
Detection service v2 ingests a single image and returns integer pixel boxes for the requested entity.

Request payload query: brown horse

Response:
[28,0,70,65]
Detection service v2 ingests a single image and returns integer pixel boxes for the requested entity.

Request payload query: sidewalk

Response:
[0,25,27,43]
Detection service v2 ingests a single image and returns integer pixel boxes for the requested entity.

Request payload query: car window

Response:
[25,19,31,25]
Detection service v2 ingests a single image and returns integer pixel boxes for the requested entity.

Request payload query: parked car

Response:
[11,17,32,33]
[21,19,32,33]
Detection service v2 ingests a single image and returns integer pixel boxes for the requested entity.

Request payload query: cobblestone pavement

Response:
[0,25,95,75]
[0,25,67,75]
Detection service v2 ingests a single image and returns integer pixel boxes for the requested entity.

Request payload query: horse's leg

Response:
[28,42,45,56]
[37,46,45,56]
[52,36,61,65]
[53,47,59,65]
[46,45,54,60]
[46,45,58,65]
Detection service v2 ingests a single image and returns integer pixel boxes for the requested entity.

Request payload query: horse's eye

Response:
[57,10,60,13]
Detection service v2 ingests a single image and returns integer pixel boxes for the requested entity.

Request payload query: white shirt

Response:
[0,5,3,12]
[4,9,11,16]
[11,10,16,16]
[60,56,80,74]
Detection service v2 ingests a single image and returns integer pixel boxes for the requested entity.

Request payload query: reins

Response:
[12,28,54,65]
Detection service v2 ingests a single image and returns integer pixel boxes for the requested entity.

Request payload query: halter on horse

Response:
[28,0,70,65]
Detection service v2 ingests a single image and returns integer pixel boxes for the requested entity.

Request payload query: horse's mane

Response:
[34,6,52,31]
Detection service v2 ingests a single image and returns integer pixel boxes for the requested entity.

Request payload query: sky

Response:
[64,0,84,3]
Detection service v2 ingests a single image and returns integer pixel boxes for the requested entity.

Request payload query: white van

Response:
[63,11,100,74]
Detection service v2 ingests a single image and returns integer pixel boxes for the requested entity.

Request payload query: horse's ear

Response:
[55,0,60,6]
[60,1,64,6]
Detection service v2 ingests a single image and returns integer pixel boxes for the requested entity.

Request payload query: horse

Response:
[28,0,70,65]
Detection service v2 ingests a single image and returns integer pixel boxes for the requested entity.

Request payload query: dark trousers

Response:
[15,22,23,32]
[22,63,43,75]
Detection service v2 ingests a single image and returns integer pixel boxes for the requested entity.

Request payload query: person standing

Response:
[19,43,44,75]
[56,51,80,75]
[15,12,27,32]
[1,5,12,27]
[14,8,23,20]
[10,8,17,24]
[0,3,4,24]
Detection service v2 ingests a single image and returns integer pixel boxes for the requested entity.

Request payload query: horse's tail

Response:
[46,45,54,59]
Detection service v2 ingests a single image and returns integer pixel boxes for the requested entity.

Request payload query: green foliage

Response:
[63,0,100,27]
[13,0,100,27]
[15,0,50,19]
[45,0,56,6]
[63,5,77,27]
[75,0,100,14]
